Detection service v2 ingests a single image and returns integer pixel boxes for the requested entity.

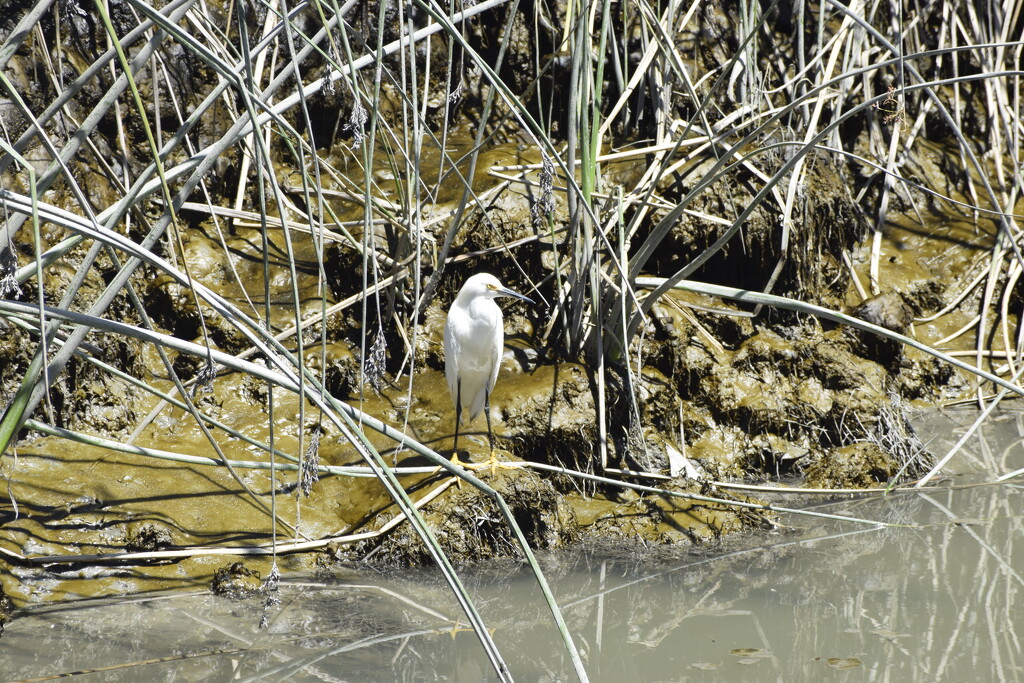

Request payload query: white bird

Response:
[443,272,534,467]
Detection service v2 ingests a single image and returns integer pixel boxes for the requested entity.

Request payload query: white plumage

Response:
[443,273,533,452]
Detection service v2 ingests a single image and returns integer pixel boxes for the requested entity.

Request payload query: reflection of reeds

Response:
[1,1,1023,677]
[5,476,1019,679]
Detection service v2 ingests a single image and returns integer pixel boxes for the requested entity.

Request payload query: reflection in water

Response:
[4,408,1023,681]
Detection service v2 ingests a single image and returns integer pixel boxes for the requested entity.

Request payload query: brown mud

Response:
[0,2,1007,609]
[0,159,984,605]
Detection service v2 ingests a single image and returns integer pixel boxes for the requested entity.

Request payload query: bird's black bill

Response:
[497,287,535,306]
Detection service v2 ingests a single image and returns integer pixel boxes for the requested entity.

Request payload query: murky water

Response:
[4,407,1023,682]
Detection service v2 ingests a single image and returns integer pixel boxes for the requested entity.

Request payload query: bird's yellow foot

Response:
[448,451,471,487]
[437,449,524,480]
[449,451,470,469]
[469,449,524,476]
[429,451,470,486]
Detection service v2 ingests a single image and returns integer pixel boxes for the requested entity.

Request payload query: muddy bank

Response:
[0,0,1010,609]
[0,199,963,602]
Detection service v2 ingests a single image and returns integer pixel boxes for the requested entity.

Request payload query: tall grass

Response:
[1,0,1022,678]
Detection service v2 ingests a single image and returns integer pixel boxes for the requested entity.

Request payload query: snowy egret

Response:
[443,272,534,468]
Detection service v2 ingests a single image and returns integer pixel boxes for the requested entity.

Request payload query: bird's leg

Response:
[484,392,494,453]
[446,385,520,477]
[476,392,515,475]
[453,380,461,452]
[434,381,468,487]
[449,379,468,468]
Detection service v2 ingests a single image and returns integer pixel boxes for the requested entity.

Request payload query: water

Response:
[3,407,1023,682]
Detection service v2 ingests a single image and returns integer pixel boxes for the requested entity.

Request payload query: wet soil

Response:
[0,1,1006,609]
[0,178,980,603]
